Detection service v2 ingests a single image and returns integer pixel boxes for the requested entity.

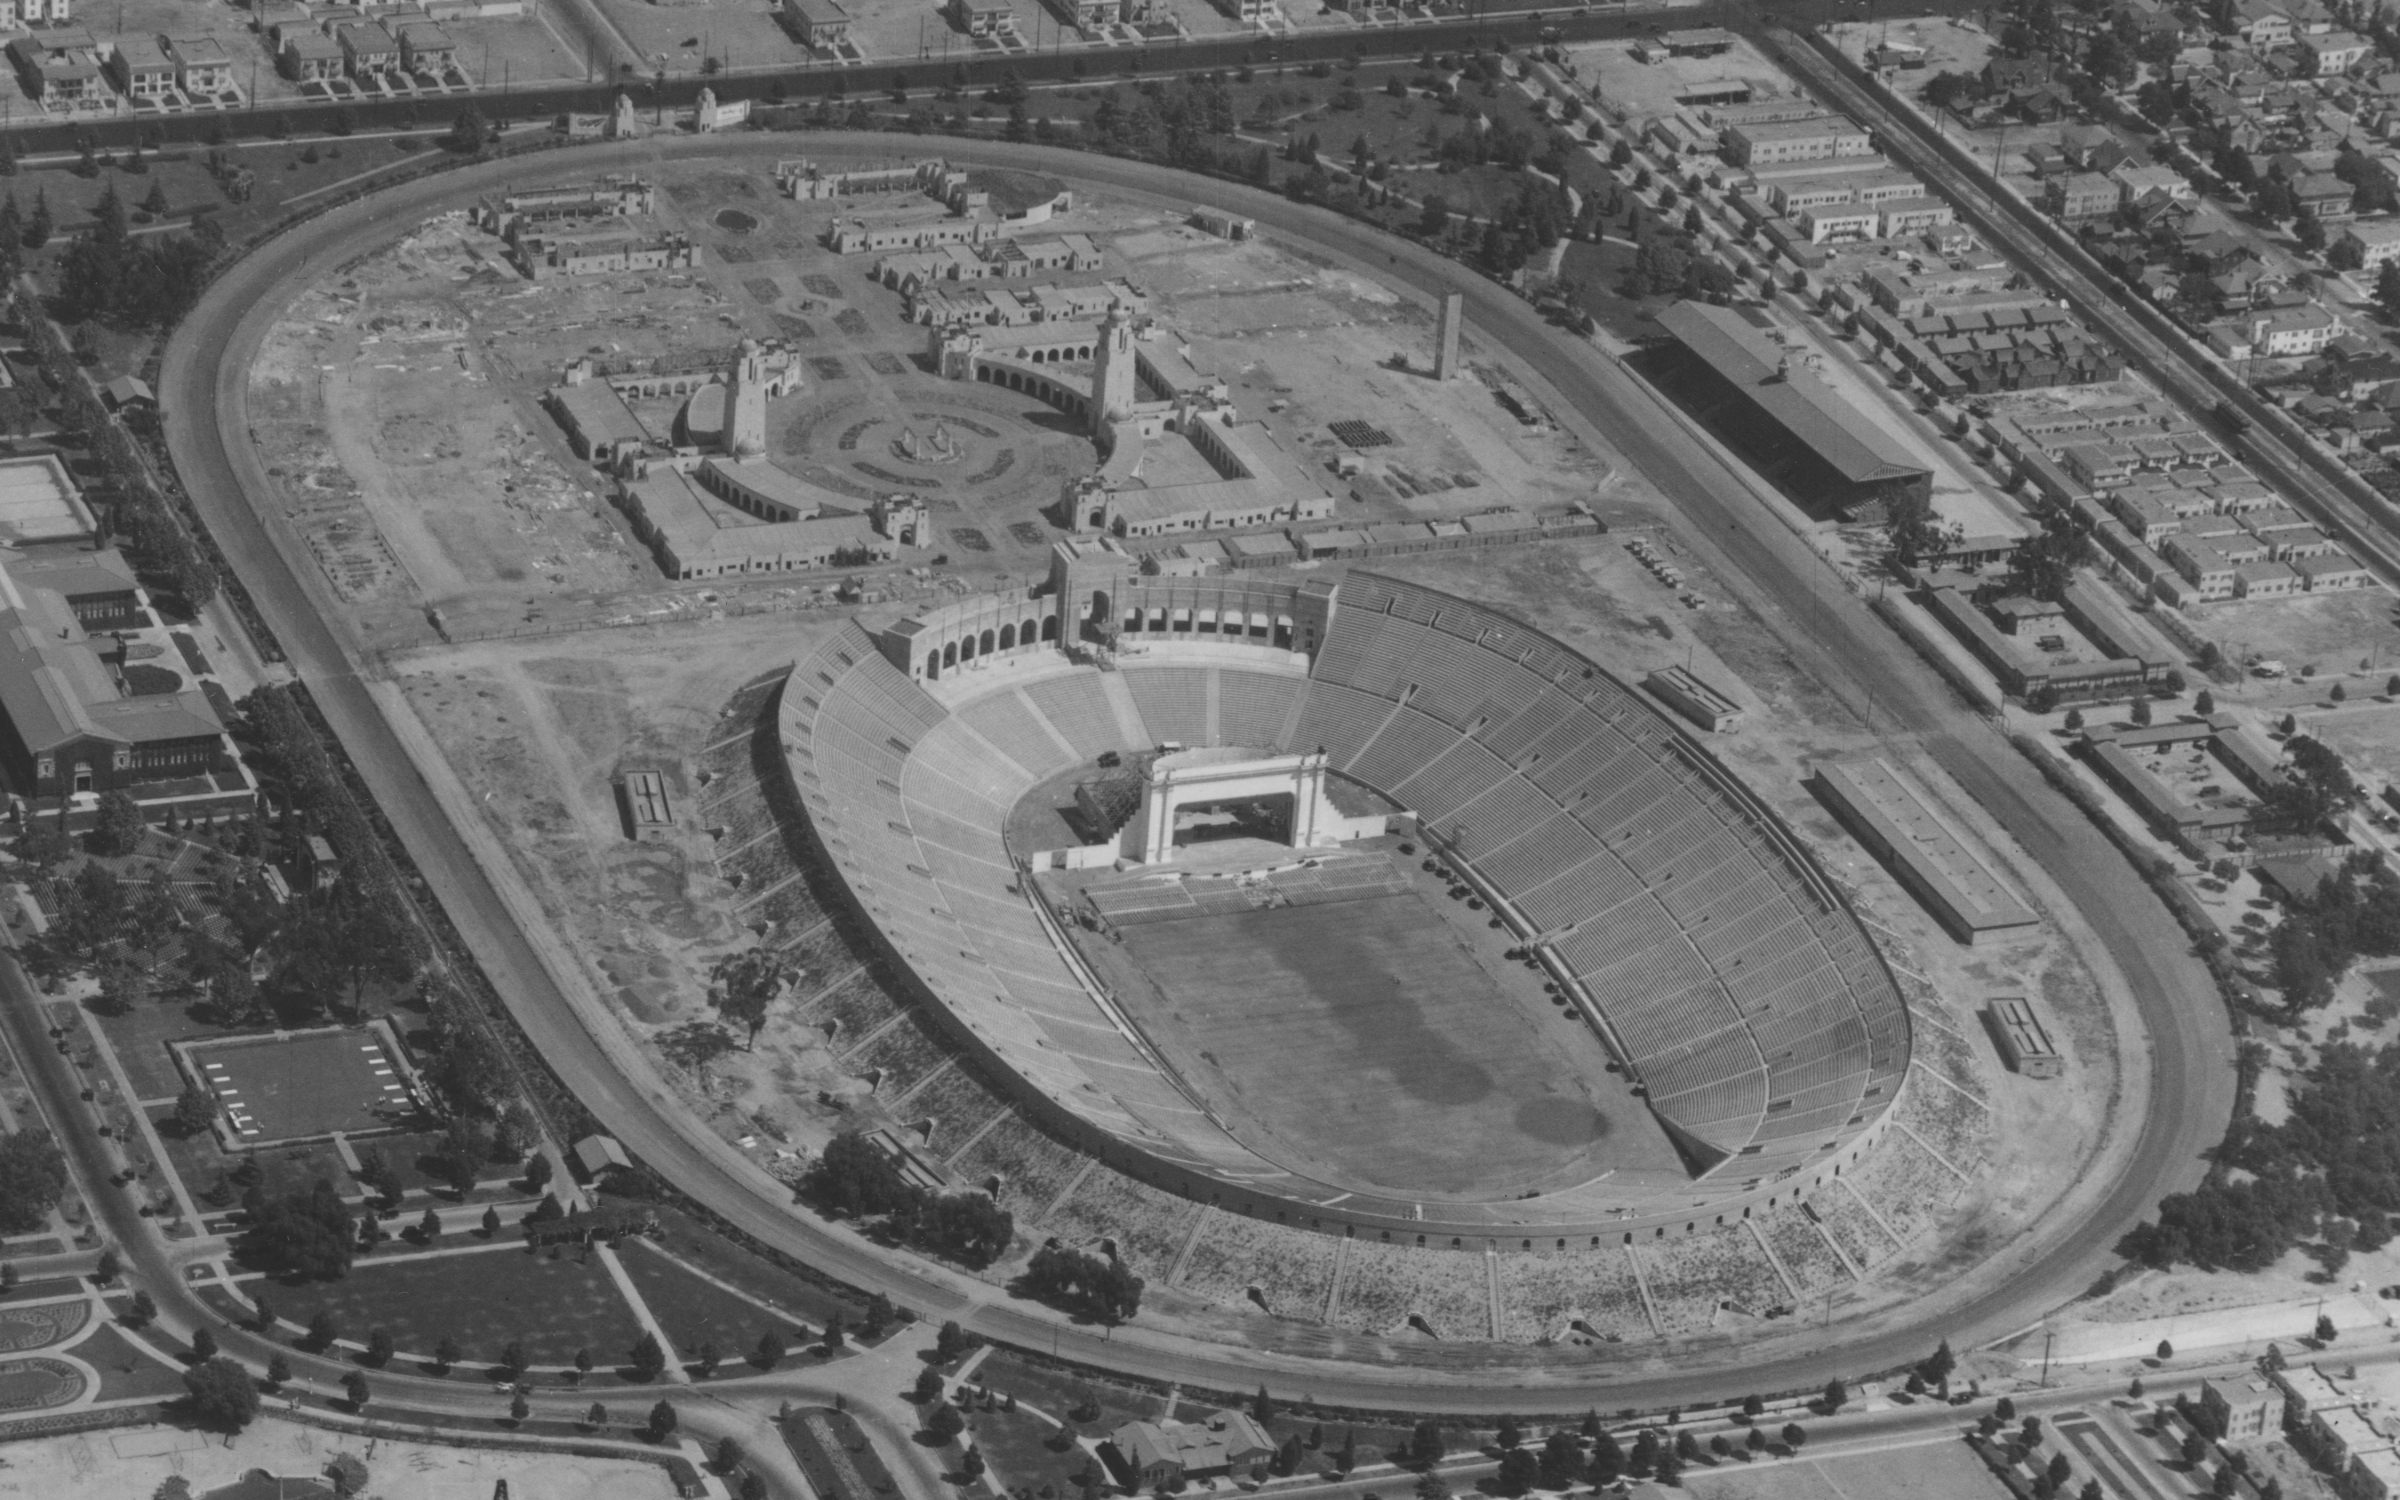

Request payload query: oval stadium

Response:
[776,540,1912,1249]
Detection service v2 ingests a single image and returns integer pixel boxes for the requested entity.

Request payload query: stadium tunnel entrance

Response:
[1172,793,1294,851]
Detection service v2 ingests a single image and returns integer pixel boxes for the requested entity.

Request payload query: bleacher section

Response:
[775,570,1911,1243]
[1297,575,1909,1179]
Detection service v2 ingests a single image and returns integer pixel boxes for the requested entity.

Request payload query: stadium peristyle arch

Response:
[775,546,1910,1242]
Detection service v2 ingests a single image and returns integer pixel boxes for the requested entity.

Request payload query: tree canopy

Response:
[183,1356,260,1431]
[237,1178,356,1280]
[0,1132,66,1234]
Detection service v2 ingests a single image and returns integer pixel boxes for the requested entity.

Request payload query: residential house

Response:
[336,20,398,77]
[165,35,234,96]
[393,19,455,74]
[2295,172,2358,220]
[945,0,1015,35]
[280,29,343,81]
[2231,0,2292,48]
[2111,163,2194,203]
[104,33,173,100]
[1111,1413,1276,1489]
[2045,172,2121,220]
[2303,30,2371,74]
[2337,217,2400,268]
[784,0,851,46]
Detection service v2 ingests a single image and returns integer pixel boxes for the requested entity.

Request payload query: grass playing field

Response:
[185,1027,415,1143]
[1102,881,1681,1199]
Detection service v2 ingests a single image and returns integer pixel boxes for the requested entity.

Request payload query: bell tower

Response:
[1090,304,1136,439]
[727,337,769,461]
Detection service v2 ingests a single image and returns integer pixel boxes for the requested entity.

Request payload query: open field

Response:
[185,1026,413,1142]
[250,1243,647,1371]
[617,1237,812,1367]
[1083,874,1670,1197]
[1675,1439,2009,1500]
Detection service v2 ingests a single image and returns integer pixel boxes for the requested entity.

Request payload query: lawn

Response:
[74,1323,190,1403]
[974,1350,1169,1437]
[640,1203,873,1333]
[87,999,213,1102]
[965,1401,1092,1496]
[617,1238,812,1372]
[244,1242,648,1375]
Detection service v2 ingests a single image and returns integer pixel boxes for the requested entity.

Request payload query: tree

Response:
[500,1339,528,1380]
[1495,1413,1521,1448]
[709,948,789,1050]
[189,1326,217,1361]
[717,1435,745,1473]
[1746,1427,1767,1454]
[1413,1470,1451,1500]
[638,1401,676,1449]
[265,1352,290,1387]
[510,1391,530,1423]
[417,1207,441,1242]
[2318,1311,2338,1342]
[913,1366,945,1403]
[126,1289,155,1326]
[1921,1340,1956,1385]
[2195,690,2215,716]
[183,1357,259,1431]
[1741,1394,1765,1420]
[1781,1423,1807,1450]
[587,1401,609,1429]
[1410,1418,1447,1468]
[0,1133,67,1237]
[1883,490,1960,571]
[961,1445,986,1480]
[629,1331,666,1383]
[22,189,48,249]
[2048,1451,2073,1486]
[446,104,492,154]
[238,1180,355,1280]
[434,1334,461,1369]
[755,1328,787,1368]
[325,1453,369,1499]
[576,1348,595,1380]
[2065,708,2085,732]
[90,790,144,856]
[1822,1378,1847,1413]
[1338,1429,1359,1474]
[94,1247,121,1285]
[308,1309,339,1350]
[173,1082,218,1137]
[481,1204,501,1236]
[2006,504,2092,602]
[342,1370,368,1408]
[1496,1448,1538,1492]
[926,1403,966,1442]
[2296,206,2327,254]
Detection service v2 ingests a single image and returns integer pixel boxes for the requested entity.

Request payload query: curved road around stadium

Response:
[160,135,2234,1409]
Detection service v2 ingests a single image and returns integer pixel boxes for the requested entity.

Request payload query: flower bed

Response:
[1757,1207,1850,1295]
[950,1117,1086,1218]
[1846,1127,1962,1246]
[1331,1239,1493,1341]
[1635,1227,1788,1337]
[1174,1212,1338,1321]
[1893,1066,1991,1174]
[1494,1245,1651,1344]
[1042,1169,1199,1281]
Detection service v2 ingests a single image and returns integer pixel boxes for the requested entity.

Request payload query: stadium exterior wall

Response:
[765,662,1914,1250]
